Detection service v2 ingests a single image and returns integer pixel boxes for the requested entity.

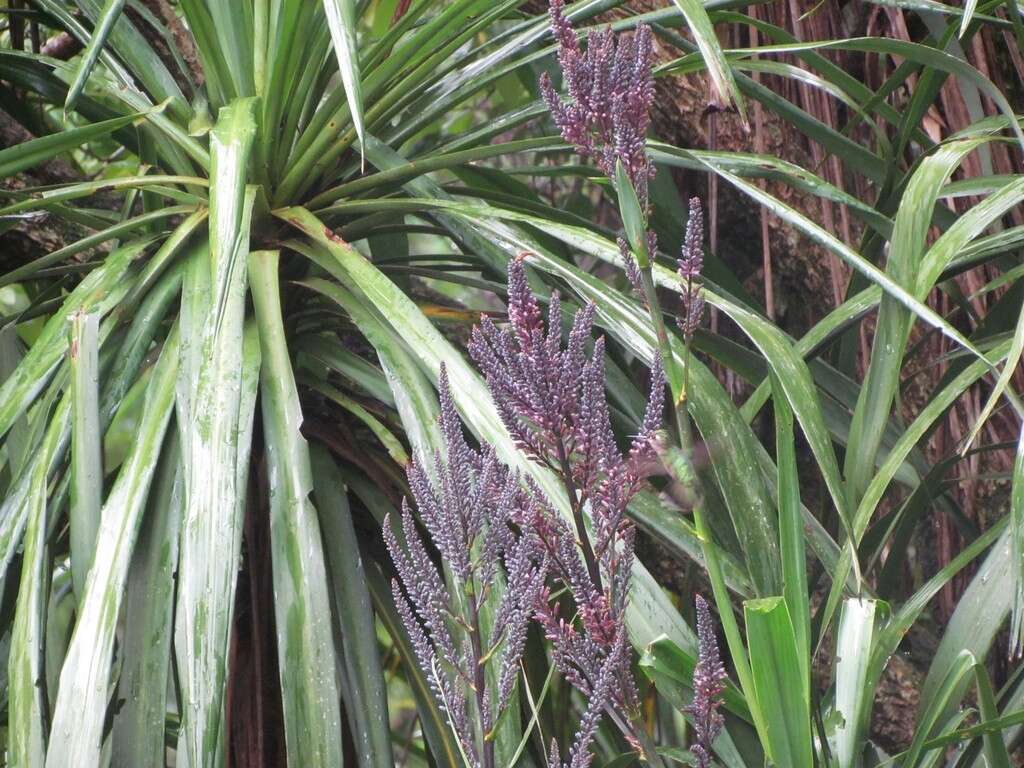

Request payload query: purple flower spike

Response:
[385,366,547,765]
[540,0,656,207]
[677,198,706,342]
[686,595,727,768]
[472,256,667,767]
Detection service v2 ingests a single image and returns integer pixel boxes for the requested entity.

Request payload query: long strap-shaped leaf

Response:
[249,251,344,767]
[1011,428,1024,657]
[0,174,207,218]
[111,434,183,767]
[46,330,179,768]
[323,0,365,163]
[179,0,255,101]
[0,264,184,628]
[669,0,745,122]
[175,98,260,768]
[744,598,813,768]
[831,598,877,768]
[7,397,60,767]
[0,110,145,178]
[310,446,395,768]
[68,312,102,604]
[64,0,128,115]
[845,139,987,506]
[902,650,977,767]
[0,204,195,289]
[295,290,464,766]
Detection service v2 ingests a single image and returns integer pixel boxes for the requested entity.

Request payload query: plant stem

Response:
[608,708,667,768]
[468,579,495,768]
[636,263,768,746]
[556,438,603,593]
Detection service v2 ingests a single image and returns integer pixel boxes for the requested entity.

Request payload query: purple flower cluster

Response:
[540,0,709,346]
[539,0,656,207]
[469,256,665,767]
[686,596,726,768]
[384,368,547,767]
[677,198,706,342]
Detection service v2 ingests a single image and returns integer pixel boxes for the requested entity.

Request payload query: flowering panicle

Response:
[558,625,633,768]
[677,198,706,342]
[470,256,665,766]
[539,0,656,207]
[686,596,727,768]
[385,367,547,767]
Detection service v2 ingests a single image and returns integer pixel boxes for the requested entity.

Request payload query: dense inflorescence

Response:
[677,198,706,342]
[686,595,727,768]
[392,4,705,765]
[470,256,665,767]
[540,0,708,350]
[539,0,656,208]
[384,367,547,767]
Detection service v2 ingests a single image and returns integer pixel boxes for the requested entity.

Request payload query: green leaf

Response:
[0,111,145,179]
[174,100,259,766]
[302,375,408,465]
[310,446,395,768]
[46,330,179,768]
[175,253,260,766]
[964,260,1024,452]
[64,0,187,120]
[209,99,258,326]
[295,335,395,407]
[0,239,142,443]
[68,311,102,604]
[111,434,183,767]
[324,0,365,162]
[972,661,1012,768]
[0,325,30,477]
[744,597,813,768]
[0,205,193,290]
[773,381,809,682]
[831,598,877,768]
[180,0,255,101]
[7,406,58,768]
[895,523,1009,735]
[1012,426,1024,655]
[64,0,128,115]
[845,140,990,506]
[699,289,859,590]
[669,0,745,121]
[902,650,976,767]
[694,157,992,373]
[294,276,442,467]
[250,250,344,767]
[0,175,207,219]
[615,160,649,268]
